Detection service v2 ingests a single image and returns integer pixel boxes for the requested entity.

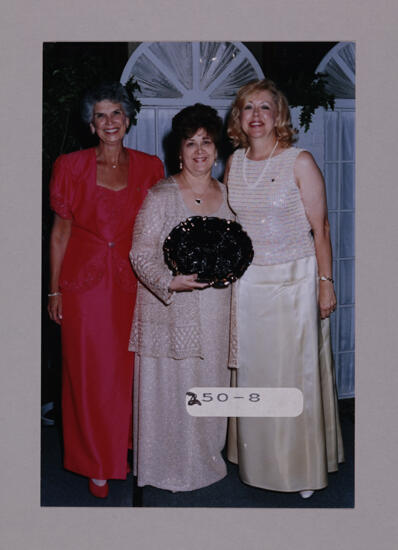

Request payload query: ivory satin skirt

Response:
[228,255,344,492]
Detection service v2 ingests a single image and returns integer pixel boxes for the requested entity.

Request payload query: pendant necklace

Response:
[191,185,211,205]
[181,174,212,205]
[110,152,121,169]
[243,140,278,187]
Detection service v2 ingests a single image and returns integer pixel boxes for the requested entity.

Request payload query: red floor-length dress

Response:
[50,147,163,479]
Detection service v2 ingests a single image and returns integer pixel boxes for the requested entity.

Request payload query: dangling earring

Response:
[179,157,183,171]
[214,157,218,167]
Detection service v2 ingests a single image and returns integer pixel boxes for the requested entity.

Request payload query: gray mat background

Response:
[1,1,397,548]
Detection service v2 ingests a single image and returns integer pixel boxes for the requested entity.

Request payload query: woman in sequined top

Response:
[129,104,233,492]
[224,79,344,498]
[47,82,164,499]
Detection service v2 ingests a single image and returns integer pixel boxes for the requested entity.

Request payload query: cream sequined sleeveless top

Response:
[227,147,315,266]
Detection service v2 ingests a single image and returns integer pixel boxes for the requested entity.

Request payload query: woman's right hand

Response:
[48,214,72,325]
[48,294,63,325]
[169,274,209,292]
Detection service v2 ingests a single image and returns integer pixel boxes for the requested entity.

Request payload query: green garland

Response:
[285,72,335,132]
[124,76,142,127]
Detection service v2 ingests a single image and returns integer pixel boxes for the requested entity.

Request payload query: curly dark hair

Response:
[171,103,224,152]
[81,81,135,126]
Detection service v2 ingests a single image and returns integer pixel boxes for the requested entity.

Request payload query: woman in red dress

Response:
[47,82,164,498]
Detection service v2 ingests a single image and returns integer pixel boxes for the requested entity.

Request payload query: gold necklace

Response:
[111,153,120,169]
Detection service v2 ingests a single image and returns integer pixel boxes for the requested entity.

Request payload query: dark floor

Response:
[41,398,354,508]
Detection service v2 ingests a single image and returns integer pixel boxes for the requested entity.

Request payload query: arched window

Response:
[120,41,264,178]
[317,42,355,99]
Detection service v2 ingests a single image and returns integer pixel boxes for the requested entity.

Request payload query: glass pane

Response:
[328,211,338,257]
[329,302,338,356]
[133,54,182,98]
[339,259,355,305]
[324,163,339,210]
[123,124,136,150]
[210,58,258,99]
[200,42,239,91]
[341,163,355,209]
[340,212,355,258]
[336,352,355,397]
[324,57,355,98]
[325,112,339,161]
[337,43,355,76]
[215,108,229,124]
[135,108,156,155]
[149,42,193,90]
[338,306,355,351]
[332,260,337,285]
[341,111,355,161]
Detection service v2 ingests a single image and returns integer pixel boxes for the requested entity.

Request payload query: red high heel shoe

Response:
[89,479,109,498]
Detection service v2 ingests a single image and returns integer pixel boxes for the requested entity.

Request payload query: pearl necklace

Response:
[243,140,278,187]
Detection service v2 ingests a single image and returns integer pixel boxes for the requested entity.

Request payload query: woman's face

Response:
[90,100,129,144]
[239,90,278,142]
[180,128,217,177]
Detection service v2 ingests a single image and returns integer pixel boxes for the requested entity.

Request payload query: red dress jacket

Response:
[50,147,164,295]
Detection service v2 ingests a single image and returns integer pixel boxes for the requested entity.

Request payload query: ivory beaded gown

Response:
[227,147,344,492]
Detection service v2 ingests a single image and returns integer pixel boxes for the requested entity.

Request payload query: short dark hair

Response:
[81,81,134,125]
[171,103,223,152]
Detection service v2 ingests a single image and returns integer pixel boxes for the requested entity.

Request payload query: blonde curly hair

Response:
[227,79,297,149]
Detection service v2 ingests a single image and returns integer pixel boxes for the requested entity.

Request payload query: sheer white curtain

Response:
[324,107,355,398]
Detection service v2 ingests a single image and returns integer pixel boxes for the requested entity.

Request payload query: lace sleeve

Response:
[130,187,174,305]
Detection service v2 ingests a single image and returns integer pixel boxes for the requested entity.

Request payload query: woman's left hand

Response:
[169,274,209,292]
[319,281,337,319]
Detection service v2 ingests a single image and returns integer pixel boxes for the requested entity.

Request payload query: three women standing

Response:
[225,79,344,496]
[48,76,344,499]
[47,82,163,497]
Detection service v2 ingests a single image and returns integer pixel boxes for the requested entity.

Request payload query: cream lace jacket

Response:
[129,177,235,360]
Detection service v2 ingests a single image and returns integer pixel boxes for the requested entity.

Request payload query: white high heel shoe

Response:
[300,490,314,499]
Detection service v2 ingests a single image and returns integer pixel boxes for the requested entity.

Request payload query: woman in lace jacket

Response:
[47,82,164,498]
[129,104,233,492]
[224,79,344,498]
